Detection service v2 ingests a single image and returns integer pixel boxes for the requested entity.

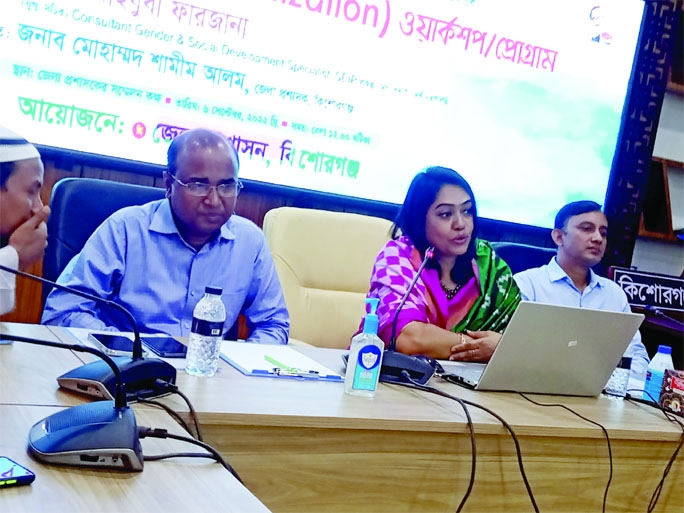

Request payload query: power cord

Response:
[397,371,476,512]
[399,370,539,513]
[136,397,195,439]
[519,393,612,513]
[138,426,243,484]
[625,389,684,513]
[134,380,204,441]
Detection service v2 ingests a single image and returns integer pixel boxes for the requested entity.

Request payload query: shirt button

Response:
[190,291,195,297]
[184,322,190,329]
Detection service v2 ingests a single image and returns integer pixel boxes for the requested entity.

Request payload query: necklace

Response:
[441,281,462,300]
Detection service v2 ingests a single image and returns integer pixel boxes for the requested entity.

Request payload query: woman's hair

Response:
[393,166,479,284]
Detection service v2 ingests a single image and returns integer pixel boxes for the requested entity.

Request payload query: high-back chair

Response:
[490,241,557,275]
[43,177,165,305]
[263,207,393,348]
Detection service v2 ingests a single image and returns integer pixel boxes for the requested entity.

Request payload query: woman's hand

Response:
[449,330,502,362]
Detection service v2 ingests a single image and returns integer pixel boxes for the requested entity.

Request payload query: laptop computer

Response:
[439,301,645,396]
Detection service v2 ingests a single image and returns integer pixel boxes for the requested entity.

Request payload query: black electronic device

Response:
[88,333,149,357]
[0,333,144,471]
[0,457,36,488]
[0,264,176,401]
[142,336,188,358]
[379,246,438,386]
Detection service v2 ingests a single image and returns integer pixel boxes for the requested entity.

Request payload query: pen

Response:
[263,354,319,376]
[273,368,321,378]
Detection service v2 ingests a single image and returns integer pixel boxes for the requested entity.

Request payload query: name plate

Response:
[612,267,684,313]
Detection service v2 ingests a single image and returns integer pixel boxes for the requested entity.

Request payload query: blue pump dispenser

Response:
[344,297,384,397]
[362,298,379,335]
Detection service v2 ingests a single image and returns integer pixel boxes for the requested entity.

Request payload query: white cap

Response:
[0,125,40,163]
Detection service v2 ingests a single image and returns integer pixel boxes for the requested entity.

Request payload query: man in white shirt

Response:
[0,126,50,315]
[513,200,650,375]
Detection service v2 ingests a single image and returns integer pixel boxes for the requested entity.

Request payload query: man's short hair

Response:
[554,200,602,230]
[167,128,239,176]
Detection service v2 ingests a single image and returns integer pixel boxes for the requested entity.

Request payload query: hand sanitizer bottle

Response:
[344,298,384,397]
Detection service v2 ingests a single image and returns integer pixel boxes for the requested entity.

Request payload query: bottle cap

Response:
[657,345,672,355]
[362,298,380,335]
[205,286,223,295]
[617,356,632,369]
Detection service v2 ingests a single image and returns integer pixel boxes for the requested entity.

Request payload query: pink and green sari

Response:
[367,236,521,346]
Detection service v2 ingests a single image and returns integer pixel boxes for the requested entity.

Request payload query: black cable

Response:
[398,371,539,513]
[519,393,612,513]
[136,397,194,437]
[172,386,204,441]
[398,371,476,513]
[625,389,684,513]
[138,426,242,484]
[144,452,217,462]
[151,379,204,441]
[437,376,540,512]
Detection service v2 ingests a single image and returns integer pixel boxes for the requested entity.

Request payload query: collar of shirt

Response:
[547,256,603,292]
[148,199,236,241]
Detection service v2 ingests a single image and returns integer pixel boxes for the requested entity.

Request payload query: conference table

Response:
[9,322,684,513]
[0,323,270,513]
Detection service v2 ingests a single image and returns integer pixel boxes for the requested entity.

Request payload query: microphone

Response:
[0,264,176,401]
[0,331,143,471]
[643,305,684,328]
[379,246,438,385]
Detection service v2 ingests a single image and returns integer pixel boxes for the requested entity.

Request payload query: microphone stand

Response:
[0,332,144,471]
[0,264,176,401]
[379,247,438,385]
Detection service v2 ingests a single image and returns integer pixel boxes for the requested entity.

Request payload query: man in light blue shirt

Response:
[42,128,289,344]
[513,201,649,375]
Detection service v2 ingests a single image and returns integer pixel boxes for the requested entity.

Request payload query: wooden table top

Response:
[42,325,683,442]
[0,323,270,513]
[6,323,681,513]
[0,404,270,513]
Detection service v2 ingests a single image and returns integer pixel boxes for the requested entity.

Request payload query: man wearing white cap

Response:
[0,126,50,315]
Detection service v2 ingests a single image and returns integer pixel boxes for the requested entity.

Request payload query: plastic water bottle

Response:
[186,286,226,377]
[604,357,632,399]
[643,345,674,403]
[345,298,384,397]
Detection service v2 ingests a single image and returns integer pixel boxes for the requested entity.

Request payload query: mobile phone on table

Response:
[87,333,145,357]
[142,336,188,358]
[0,456,35,488]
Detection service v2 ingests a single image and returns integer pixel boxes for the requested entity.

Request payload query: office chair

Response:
[43,177,165,304]
[263,206,392,348]
[490,241,557,275]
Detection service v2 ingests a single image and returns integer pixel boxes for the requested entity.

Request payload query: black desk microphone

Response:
[0,264,175,401]
[379,246,438,385]
[0,330,144,471]
[644,305,684,328]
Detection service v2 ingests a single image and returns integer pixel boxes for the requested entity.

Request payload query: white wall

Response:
[631,92,684,276]
[632,237,684,276]
[653,93,684,162]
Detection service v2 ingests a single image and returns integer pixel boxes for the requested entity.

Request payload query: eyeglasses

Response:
[169,174,243,198]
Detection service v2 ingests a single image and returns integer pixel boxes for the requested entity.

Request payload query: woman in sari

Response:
[364,166,520,361]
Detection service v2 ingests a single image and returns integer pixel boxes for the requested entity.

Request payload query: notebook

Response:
[439,301,645,396]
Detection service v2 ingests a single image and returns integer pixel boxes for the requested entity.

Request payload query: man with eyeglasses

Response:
[42,128,289,345]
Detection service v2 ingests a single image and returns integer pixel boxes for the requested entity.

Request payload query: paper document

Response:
[220,342,343,382]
